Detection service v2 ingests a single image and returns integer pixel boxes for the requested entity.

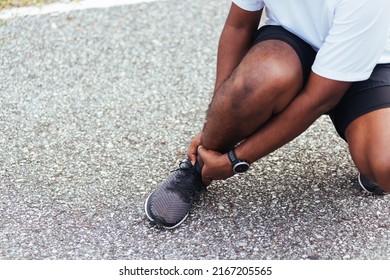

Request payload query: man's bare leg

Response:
[201,39,304,153]
[145,38,307,229]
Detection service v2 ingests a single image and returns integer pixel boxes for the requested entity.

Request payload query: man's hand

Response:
[197,146,235,186]
[187,132,202,166]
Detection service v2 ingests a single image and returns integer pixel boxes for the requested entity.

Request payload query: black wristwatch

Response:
[228,149,250,173]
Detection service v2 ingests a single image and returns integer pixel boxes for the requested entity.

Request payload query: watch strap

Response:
[228,149,249,173]
[228,149,239,165]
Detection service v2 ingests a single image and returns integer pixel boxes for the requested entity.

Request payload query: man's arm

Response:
[236,73,351,163]
[197,73,351,184]
[187,4,261,165]
[214,3,262,93]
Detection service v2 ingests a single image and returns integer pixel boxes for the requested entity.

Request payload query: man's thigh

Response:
[329,64,390,140]
[339,65,390,188]
[324,63,390,188]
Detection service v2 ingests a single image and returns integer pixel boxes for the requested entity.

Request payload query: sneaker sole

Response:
[357,173,387,195]
[144,191,189,230]
[357,173,373,194]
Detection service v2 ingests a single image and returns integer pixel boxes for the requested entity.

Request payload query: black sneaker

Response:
[145,160,206,229]
[357,173,386,195]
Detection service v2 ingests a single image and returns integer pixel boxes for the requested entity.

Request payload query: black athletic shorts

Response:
[253,25,390,140]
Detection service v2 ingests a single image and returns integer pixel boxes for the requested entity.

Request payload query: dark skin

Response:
[188,3,390,191]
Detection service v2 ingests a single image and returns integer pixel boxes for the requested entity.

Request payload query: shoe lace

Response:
[167,161,204,202]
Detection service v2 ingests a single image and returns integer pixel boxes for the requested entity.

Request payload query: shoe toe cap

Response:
[147,190,191,228]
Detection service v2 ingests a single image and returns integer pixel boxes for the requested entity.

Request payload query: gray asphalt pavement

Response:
[0,0,389,260]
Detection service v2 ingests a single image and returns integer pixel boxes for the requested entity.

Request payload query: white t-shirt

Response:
[232,0,390,82]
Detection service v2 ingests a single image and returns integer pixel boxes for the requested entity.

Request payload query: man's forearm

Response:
[235,74,350,164]
[235,92,322,164]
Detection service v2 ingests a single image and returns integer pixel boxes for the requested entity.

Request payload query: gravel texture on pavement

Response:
[0,0,389,260]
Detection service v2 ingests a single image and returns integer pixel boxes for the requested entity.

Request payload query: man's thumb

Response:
[197,145,206,156]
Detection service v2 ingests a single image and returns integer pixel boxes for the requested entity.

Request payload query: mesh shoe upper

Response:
[145,160,206,229]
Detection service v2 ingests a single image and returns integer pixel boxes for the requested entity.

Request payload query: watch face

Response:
[234,162,249,173]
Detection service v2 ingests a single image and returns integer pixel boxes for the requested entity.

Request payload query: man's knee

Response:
[370,155,390,191]
[228,58,301,114]
[346,108,390,192]
[351,148,390,191]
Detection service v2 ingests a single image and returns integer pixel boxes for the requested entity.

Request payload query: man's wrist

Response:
[228,149,250,173]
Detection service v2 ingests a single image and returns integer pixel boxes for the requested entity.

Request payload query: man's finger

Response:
[188,153,197,166]
[197,145,208,159]
[196,146,211,185]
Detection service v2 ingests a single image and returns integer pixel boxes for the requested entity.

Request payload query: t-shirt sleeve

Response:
[232,0,264,11]
[312,0,390,82]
